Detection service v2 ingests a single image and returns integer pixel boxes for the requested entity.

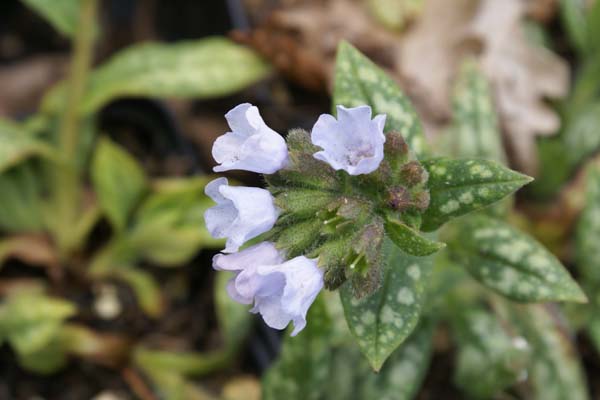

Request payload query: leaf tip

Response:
[369,357,385,373]
[568,285,589,304]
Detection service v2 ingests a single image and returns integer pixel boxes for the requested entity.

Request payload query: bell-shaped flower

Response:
[204,178,279,253]
[213,242,285,304]
[212,103,289,174]
[311,105,386,175]
[213,242,324,336]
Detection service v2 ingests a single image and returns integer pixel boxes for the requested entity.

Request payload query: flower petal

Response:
[256,256,323,336]
[212,103,289,174]
[203,179,280,253]
[311,105,386,175]
[204,177,229,204]
[213,242,286,304]
[212,243,323,336]
[219,185,279,252]
[212,242,284,272]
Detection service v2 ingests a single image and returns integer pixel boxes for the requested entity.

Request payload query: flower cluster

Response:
[204,103,406,335]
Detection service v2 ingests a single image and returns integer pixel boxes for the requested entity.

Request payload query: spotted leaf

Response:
[576,166,600,285]
[452,306,530,399]
[576,166,600,351]
[443,60,512,217]
[358,318,434,399]
[446,59,506,163]
[421,158,532,231]
[333,41,428,158]
[511,305,589,400]
[43,38,271,115]
[384,218,445,256]
[340,238,431,371]
[450,214,586,303]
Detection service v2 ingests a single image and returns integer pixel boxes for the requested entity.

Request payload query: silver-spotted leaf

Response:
[576,166,600,349]
[358,318,434,400]
[91,137,147,232]
[444,59,512,217]
[385,218,445,256]
[340,238,431,371]
[333,41,428,158]
[576,166,600,284]
[513,305,589,400]
[451,214,586,303]
[452,306,530,399]
[43,38,271,115]
[421,158,532,231]
[447,59,506,164]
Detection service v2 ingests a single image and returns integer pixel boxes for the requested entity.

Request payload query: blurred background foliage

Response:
[1,0,600,399]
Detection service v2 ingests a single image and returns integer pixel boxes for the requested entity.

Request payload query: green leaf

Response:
[110,267,164,317]
[135,348,231,378]
[587,314,600,356]
[450,214,587,303]
[452,306,530,399]
[421,158,532,231]
[366,0,423,30]
[559,0,589,54]
[340,239,431,371]
[384,217,445,256]
[43,38,271,115]
[442,59,512,217]
[513,305,589,400]
[262,296,332,400]
[0,119,53,174]
[446,59,506,164]
[0,162,46,233]
[586,0,600,56]
[333,41,428,157]
[129,177,223,265]
[577,166,600,284]
[91,137,147,231]
[16,335,67,374]
[0,291,76,356]
[130,221,205,266]
[576,166,600,348]
[214,271,253,348]
[20,0,81,37]
[534,102,600,198]
[263,295,434,400]
[358,319,434,400]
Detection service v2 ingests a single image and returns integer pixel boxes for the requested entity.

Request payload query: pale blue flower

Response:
[311,105,386,175]
[212,103,288,174]
[213,242,324,336]
[204,178,279,253]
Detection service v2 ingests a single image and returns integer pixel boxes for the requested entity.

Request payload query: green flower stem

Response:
[51,0,97,257]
